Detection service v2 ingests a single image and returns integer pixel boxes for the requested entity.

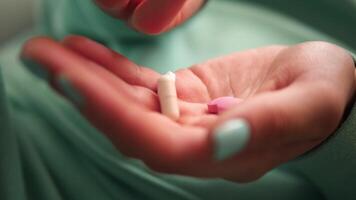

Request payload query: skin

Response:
[94,0,206,34]
[21,36,355,182]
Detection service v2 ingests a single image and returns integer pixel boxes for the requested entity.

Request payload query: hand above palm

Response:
[94,0,206,34]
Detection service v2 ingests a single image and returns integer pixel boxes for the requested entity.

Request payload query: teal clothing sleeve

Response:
[0,66,27,200]
[0,50,29,199]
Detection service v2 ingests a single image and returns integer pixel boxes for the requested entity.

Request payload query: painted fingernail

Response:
[213,119,250,161]
[56,75,84,106]
[21,58,49,80]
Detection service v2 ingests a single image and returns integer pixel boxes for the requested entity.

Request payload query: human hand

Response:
[21,36,355,182]
[93,0,206,34]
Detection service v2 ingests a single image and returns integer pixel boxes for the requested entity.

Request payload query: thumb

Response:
[210,82,345,161]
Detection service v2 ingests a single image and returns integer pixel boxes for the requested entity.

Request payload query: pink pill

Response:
[207,96,243,114]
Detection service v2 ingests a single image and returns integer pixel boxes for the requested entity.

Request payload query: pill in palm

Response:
[157,71,180,120]
[208,96,243,114]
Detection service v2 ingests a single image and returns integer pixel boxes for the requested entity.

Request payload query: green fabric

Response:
[0,0,355,199]
[0,62,26,200]
[238,0,356,50]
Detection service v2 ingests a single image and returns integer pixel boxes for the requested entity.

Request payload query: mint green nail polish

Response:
[213,119,250,161]
[21,58,49,80]
[56,75,84,106]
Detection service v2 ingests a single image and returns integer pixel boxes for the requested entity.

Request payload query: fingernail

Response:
[56,75,84,106]
[21,58,49,80]
[213,119,250,161]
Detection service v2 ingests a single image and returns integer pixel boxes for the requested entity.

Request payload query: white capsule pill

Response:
[157,71,180,121]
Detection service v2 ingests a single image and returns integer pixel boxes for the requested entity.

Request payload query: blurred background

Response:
[0,0,355,49]
[0,0,35,44]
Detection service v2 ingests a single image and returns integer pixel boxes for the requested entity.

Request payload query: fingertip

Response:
[212,118,251,161]
[20,36,59,80]
[131,17,167,35]
[130,0,188,35]
[21,36,55,58]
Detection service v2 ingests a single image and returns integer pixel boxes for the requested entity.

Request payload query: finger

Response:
[22,37,215,172]
[21,36,159,110]
[62,35,160,90]
[131,0,205,34]
[62,35,212,103]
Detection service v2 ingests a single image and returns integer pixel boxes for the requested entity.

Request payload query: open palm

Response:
[22,36,355,181]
